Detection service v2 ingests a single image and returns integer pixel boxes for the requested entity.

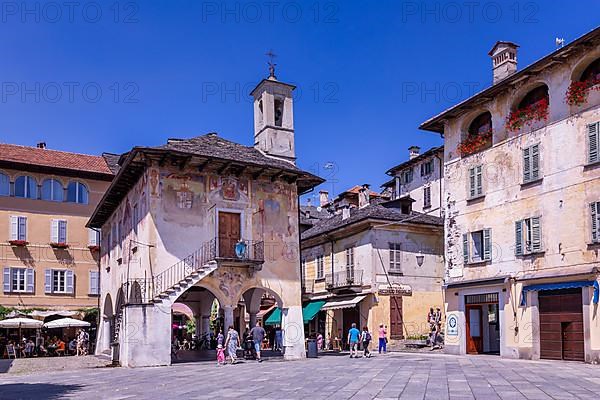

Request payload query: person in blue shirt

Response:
[347,323,361,358]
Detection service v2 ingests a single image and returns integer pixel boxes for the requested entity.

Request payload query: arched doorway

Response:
[98,294,113,355]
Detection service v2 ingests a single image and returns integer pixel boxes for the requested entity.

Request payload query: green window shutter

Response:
[469,167,476,198]
[592,202,599,243]
[531,144,540,180]
[523,147,531,182]
[531,217,542,252]
[589,122,599,164]
[483,229,492,261]
[515,220,523,255]
[476,165,483,196]
[463,233,469,264]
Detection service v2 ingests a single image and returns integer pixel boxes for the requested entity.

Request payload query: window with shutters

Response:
[46,269,73,294]
[89,271,100,295]
[11,268,26,292]
[88,228,100,247]
[316,255,324,279]
[423,186,432,208]
[468,165,484,199]
[389,243,402,273]
[50,219,68,244]
[401,168,413,184]
[462,229,492,264]
[421,160,433,176]
[10,216,27,241]
[52,270,67,293]
[591,202,600,244]
[523,144,541,183]
[515,217,542,255]
[0,173,9,196]
[14,176,37,199]
[588,122,599,164]
[4,267,34,293]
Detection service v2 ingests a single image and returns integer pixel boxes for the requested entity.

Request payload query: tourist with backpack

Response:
[361,326,372,358]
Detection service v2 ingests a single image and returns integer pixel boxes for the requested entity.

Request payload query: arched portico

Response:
[97,294,113,355]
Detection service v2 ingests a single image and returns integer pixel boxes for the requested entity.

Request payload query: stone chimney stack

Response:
[489,41,519,84]
[319,190,329,207]
[408,146,420,160]
[342,204,351,220]
[37,142,47,149]
[358,184,370,209]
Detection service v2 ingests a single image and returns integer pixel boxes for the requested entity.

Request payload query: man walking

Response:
[249,321,266,362]
[347,323,360,358]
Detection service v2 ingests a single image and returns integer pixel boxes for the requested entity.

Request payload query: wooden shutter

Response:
[10,216,18,240]
[589,122,599,163]
[483,229,492,261]
[476,165,483,196]
[26,268,34,293]
[58,220,67,243]
[51,220,59,243]
[592,202,599,243]
[18,217,26,241]
[515,220,523,255]
[531,144,540,180]
[3,267,11,293]
[463,233,469,264]
[88,229,97,246]
[89,271,99,295]
[523,147,531,182]
[469,167,476,198]
[44,269,52,293]
[531,217,542,252]
[66,270,74,294]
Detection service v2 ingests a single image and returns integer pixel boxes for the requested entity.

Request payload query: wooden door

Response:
[539,289,584,361]
[466,305,483,354]
[218,212,241,258]
[389,295,403,339]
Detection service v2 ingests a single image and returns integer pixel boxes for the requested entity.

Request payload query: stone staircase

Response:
[152,261,218,303]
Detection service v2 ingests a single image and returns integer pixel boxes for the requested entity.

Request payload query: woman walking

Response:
[224,325,240,364]
[378,324,387,354]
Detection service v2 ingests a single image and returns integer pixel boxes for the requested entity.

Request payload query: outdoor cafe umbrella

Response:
[43,318,90,329]
[0,317,43,340]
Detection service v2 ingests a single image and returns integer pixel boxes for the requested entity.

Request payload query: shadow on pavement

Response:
[0,359,14,373]
[172,349,284,364]
[0,383,83,400]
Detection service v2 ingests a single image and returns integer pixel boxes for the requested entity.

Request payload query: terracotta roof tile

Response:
[0,143,113,175]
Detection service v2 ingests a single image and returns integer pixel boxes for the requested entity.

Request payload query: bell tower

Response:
[251,55,296,164]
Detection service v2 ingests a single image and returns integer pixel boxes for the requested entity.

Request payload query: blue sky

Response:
[0,1,598,204]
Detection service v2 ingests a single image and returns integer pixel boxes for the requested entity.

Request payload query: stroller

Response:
[243,335,256,360]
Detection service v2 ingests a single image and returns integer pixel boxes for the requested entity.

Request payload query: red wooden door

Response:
[539,289,584,361]
[390,295,404,339]
[466,305,483,354]
[218,212,241,258]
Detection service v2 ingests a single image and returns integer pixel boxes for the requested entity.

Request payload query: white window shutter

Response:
[10,216,18,240]
[88,229,99,246]
[476,166,483,196]
[589,122,599,163]
[523,147,531,182]
[26,268,34,293]
[469,167,476,198]
[90,271,99,295]
[531,217,542,252]
[50,220,59,243]
[483,229,492,261]
[3,267,11,293]
[515,220,523,255]
[44,269,52,293]
[531,145,540,180]
[463,233,469,264]
[66,270,74,294]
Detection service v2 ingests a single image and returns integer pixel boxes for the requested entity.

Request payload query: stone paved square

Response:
[1,353,599,399]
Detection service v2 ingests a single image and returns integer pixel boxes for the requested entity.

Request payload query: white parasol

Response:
[43,318,91,329]
[0,317,43,339]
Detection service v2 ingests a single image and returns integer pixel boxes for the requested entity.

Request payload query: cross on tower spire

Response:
[265,49,277,79]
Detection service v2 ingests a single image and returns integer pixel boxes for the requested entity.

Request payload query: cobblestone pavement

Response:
[1,352,599,400]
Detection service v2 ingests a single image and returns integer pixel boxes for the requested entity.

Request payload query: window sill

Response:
[466,195,485,204]
[465,260,491,267]
[388,271,404,276]
[315,278,326,283]
[583,160,600,171]
[516,251,545,258]
[423,205,432,210]
[520,178,543,189]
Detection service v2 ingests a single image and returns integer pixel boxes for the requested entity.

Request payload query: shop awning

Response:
[321,295,366,311]
[521,280,600,306]
[264,308,281,326]
[303,301,326,324]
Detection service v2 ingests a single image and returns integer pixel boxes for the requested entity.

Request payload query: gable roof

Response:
[0,143,114,180]
[301,203,443,241]
[385,146,444,176]
[420,26,600,134]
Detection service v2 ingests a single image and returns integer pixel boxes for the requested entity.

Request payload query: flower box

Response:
[458,130,492,157]
[506,99,549,132]
[565,78,600,106]
[88,245,101,252]
[8,240,29,247]
[50,242,69,249]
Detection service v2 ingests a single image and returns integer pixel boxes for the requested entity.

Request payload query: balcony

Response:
[212,237,264,269]
[326,269,363,293]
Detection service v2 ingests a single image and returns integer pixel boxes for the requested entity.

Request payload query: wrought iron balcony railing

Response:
[214,237,264,263]
[325,269,363,289]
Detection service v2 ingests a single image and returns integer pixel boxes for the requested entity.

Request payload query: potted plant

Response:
[565,78,600,106]
[458,129,492,156]
[506,98,549,132]
[8,240,28,247]
[88,245,101,252]
[50,242,69,249]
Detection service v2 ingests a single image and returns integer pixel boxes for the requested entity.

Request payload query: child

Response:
[216,344,226,366]
[361,326,372,358]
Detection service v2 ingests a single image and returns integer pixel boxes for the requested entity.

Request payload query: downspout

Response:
[92,227,102,344]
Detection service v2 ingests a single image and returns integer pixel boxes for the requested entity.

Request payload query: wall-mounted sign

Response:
[447,314,458,336]
[378,283,412,296]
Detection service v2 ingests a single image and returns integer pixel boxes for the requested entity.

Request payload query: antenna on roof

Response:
[555,37,565,48]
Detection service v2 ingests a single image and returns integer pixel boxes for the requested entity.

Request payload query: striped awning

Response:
[521,280,599,306]
[321,295,366,311]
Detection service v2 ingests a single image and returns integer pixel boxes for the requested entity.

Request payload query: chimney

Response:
[37,142,46,149]
[489,41,519,84]
[358,184,370,209]
[319,190,329,207]
[408,146,420,159]
[342,205,351,220]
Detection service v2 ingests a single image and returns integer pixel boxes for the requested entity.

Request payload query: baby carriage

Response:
[243,336,256,360]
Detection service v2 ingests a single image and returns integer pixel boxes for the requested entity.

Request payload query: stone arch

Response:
[103,293,114,318]
[570,51,600,82]
[238,283,284,308]
[115,287,125,310]
[128,281,143,304]
[509,82,550,112]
